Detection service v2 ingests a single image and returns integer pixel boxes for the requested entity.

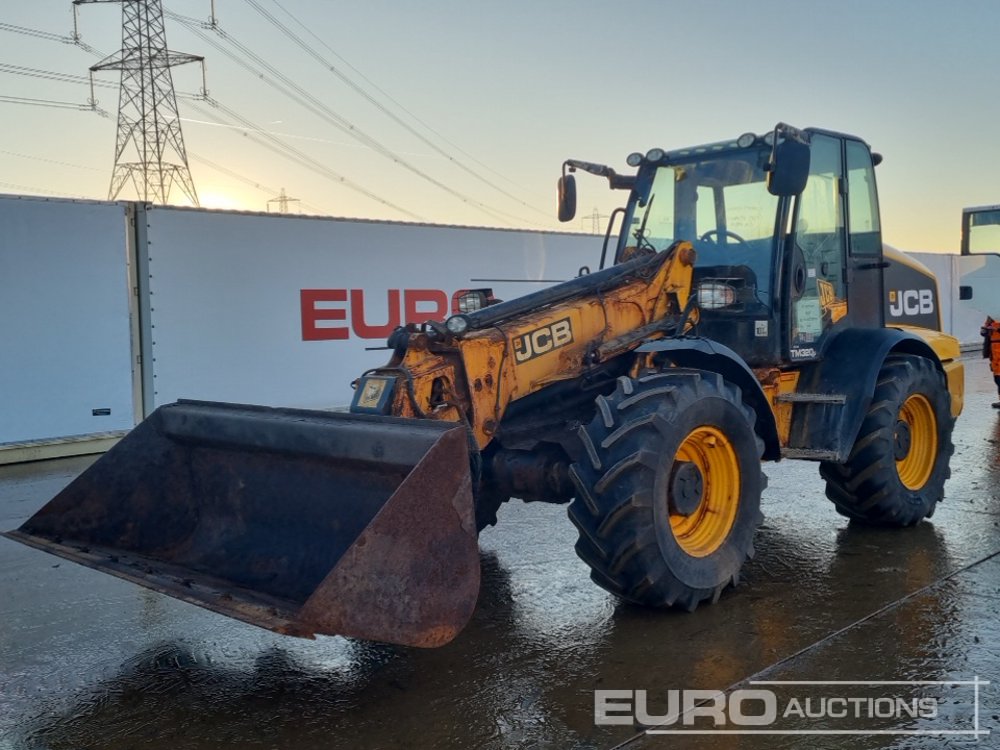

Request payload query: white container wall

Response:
[141,207,603,409]
[0,196,136,449]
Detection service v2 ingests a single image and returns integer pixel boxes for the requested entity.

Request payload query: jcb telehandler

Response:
[5,124,963,648]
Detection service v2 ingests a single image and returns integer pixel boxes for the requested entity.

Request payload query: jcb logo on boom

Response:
[513,318,574,363]
[887,289,934,318]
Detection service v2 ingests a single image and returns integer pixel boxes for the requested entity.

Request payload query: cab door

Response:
[786,133,848,361]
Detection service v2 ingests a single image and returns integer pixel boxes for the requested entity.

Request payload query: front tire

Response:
[568,370,765,611]
[820,354,953,526]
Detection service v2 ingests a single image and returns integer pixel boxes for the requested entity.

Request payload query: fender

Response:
[788,327,944,462]
[637,337,781,461]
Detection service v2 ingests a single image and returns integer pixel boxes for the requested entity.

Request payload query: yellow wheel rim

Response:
[895,394,937,491]
[669,426,741,557]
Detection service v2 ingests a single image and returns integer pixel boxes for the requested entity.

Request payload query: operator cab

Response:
[562,125,886,368]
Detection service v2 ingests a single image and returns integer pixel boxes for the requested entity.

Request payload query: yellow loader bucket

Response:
[3,401,480,648]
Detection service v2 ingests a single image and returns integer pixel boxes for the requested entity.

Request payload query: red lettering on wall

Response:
[404,289,449,325]
[301,288,460,341]
[301,289,349,341]
[350,289,401,338]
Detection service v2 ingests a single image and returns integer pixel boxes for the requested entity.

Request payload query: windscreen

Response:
[624,148,779,304]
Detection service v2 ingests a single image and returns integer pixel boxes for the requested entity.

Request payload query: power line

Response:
[4,13,539,226]
[0,18,411,219]
[0,94,95,111]
[0,62,117,115]
[0,180,90,199]
[180,115,383,149]
[0,57,403,218]
[188,151,332,215]
[183,95,424,220]
[0,93,330,214]
[248,0,550,220]
[0,62,108,87]
[168,13,428,220]
[0,21,69,42]
[0,149,104,171]
[2,13,535,226]
[0,19,105,57]
[269,0,540,204]
[167,10,530,227]
[187,151,278,194]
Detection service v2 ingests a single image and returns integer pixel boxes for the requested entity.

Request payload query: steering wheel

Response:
[699,229,748,245]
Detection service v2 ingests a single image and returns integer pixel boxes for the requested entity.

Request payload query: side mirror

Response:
[767,137,811,197]
[558,174,577,222]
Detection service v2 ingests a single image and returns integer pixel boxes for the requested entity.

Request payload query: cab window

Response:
[967,209,1000,254]
[846,140,881,256]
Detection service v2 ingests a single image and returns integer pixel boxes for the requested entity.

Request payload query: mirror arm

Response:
[774,122,809,145]
[563,160,635,190]
[564,158,612,177]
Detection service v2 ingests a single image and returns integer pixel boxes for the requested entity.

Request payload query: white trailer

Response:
[0,195,139,463]
[957,205,1000,322]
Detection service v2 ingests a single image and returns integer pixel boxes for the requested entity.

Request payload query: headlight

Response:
[626,152,643,167]
[645,147,665,162]
[445,315,470,335]
[697,282,737,309]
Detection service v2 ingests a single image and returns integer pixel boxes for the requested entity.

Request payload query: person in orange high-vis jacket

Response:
[982,317,1000,408]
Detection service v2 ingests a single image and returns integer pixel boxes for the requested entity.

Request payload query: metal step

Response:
[776,393,847,404]
[781,448,840,461]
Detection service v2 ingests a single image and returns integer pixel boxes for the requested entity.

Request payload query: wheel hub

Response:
[895,393,938,491]
[669,460,704,516]
[893,420,912,460]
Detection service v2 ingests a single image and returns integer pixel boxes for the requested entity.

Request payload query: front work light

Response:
[697,281,738,309]
[445,315,471,335]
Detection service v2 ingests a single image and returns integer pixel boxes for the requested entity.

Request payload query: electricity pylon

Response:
[584,207,608,235]
[267,188,300,214]
[75,0,202,205]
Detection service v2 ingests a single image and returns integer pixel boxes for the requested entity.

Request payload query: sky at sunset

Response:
[2,0,998,253]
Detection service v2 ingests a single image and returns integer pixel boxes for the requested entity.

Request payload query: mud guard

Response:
[637,337,781,461]
[789,327,944,462]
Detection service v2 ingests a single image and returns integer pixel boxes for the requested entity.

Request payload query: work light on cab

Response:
[697,281,738,309]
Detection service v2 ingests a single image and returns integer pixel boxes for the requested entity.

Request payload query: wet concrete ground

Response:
[1,354,998,749]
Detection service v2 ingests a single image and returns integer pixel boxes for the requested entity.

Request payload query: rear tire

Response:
[568,370,765,610]
[820,354,953,526]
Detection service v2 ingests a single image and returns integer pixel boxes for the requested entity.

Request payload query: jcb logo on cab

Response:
[513,319,574,363]
[887,289,934,317]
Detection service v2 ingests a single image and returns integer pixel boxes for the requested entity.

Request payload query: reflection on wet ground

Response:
[1,355,998,749]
